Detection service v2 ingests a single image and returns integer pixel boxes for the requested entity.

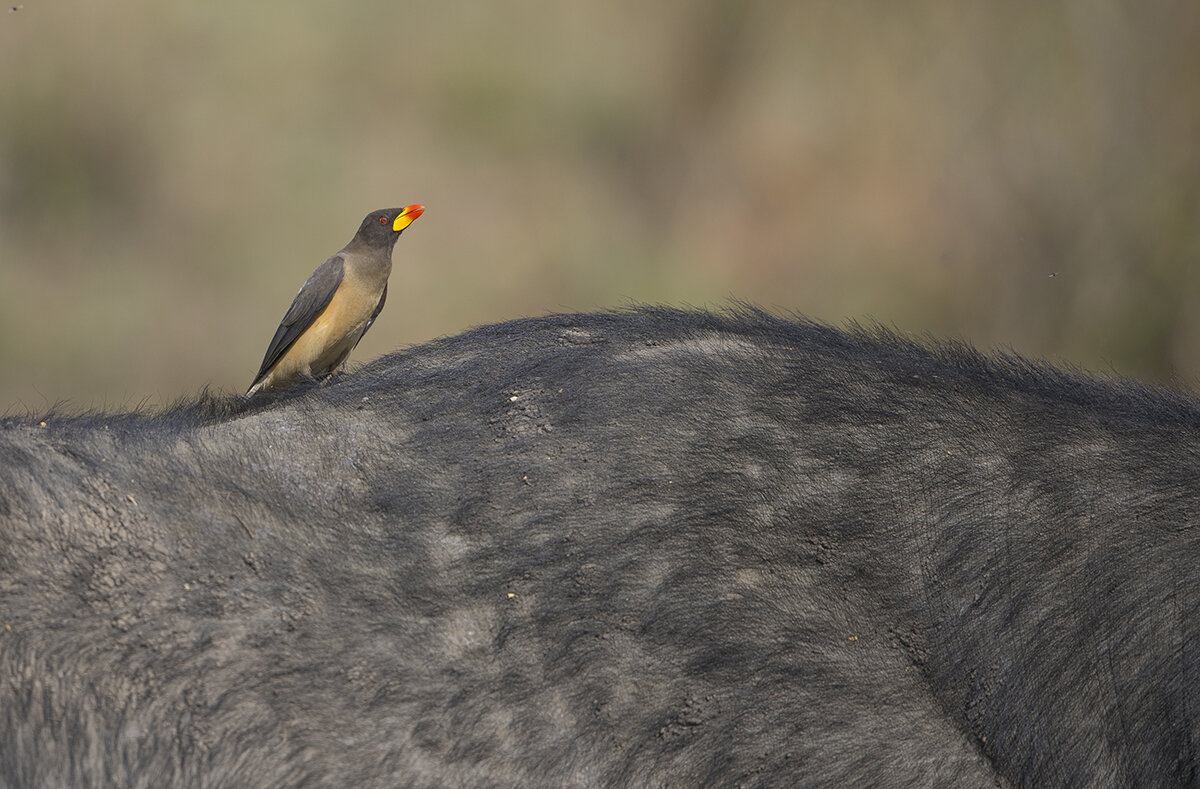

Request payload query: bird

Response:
[246,205,424,396]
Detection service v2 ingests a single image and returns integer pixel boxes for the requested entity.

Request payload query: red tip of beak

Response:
[403,204,425,219]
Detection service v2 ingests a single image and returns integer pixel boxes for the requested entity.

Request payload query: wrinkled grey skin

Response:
[3,307,1200,788]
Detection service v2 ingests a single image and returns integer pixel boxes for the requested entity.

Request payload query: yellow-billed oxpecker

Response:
[246,205,424,396]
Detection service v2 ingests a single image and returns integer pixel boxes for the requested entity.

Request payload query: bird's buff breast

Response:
[268,270,381,383]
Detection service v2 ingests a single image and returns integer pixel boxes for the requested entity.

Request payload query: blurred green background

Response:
[2,1,1199,411]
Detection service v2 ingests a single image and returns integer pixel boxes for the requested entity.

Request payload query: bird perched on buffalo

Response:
[246,205,424,396]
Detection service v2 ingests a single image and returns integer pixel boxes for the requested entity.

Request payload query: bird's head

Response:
[354,205,425,248]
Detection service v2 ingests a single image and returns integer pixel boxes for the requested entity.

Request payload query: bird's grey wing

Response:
[251,255,345,384]
[354,282,387,350]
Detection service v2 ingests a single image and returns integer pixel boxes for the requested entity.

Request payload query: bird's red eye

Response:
[379,216,389,224]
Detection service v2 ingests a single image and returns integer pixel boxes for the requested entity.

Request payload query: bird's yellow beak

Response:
[393,204,425,232]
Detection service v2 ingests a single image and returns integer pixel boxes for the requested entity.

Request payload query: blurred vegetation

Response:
[1,1,1199,410]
